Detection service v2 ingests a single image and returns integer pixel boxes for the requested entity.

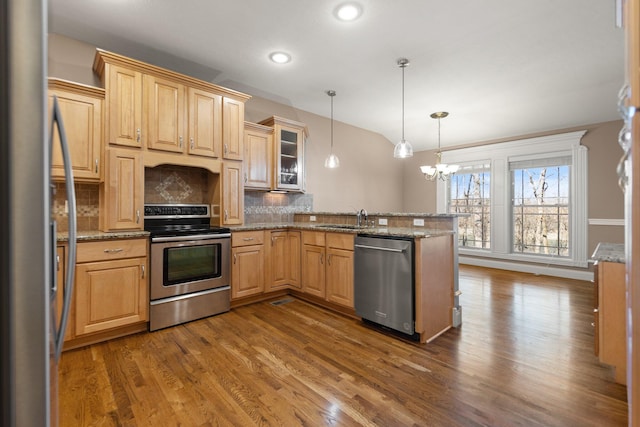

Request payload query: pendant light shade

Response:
[394,58,413,158]
[324,90,340,168]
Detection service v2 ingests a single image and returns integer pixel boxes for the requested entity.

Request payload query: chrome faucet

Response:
[356,208,368,227]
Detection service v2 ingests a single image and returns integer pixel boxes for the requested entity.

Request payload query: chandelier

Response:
[420,112,459,180]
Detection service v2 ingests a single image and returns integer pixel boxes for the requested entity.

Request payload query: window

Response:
[511,158,571,257]
[437,131,588,268]
[448,164,491,249]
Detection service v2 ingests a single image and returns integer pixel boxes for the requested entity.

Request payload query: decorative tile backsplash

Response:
[52,183,99,232]
[244,192,313,224]
[144,165,210,204]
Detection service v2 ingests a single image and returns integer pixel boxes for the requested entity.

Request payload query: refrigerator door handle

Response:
[50,95,77,361]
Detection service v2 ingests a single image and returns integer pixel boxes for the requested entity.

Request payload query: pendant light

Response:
[393,58,413,158]
[324,90,340,168]
[420,112,460,180]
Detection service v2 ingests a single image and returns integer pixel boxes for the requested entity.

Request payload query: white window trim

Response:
[436,130,588,268]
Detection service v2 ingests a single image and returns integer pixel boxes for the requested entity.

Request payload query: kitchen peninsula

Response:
[230,211,461,344]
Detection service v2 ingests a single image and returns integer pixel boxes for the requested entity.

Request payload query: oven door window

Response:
[163,243,221,286]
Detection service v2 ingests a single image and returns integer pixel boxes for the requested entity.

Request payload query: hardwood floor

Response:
[58,265,628,426]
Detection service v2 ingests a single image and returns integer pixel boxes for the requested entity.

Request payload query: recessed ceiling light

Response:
[269,52,291,64]
[335,2,362,21]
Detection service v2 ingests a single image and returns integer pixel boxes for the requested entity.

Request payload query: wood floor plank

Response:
[58,265,628,426]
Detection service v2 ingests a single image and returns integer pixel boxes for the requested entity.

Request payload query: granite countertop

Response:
[229,223,455,238]
[57,230,149,243]
[302,211,465,218]
[591,242,625,263]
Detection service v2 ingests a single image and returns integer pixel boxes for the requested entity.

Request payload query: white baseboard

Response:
[460,255,593,282]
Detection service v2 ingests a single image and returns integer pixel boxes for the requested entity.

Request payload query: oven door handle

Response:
[151,233,231,243]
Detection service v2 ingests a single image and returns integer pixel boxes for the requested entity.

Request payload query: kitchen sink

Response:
[316,224,361,229]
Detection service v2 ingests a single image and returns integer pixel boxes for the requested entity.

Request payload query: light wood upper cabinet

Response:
[244,122,273,190]
[48,79,104,182]
[144,75,185,153]
[223,97,244,160]
[75,238,148,336]
[222,160,244,225]
[258,116,306,192]
[100,147,143,231]
[188,87,222,158]
[104,64,143,148]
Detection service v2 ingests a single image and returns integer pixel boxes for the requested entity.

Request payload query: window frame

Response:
[437,131,588,268]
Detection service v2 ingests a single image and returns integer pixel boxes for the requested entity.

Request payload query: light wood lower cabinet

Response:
[267,231,301,291]
[74,238,148,337]
[55,245,74,342]
[301,231,354,308]
[231,231,265,299]
[594,261,627,385]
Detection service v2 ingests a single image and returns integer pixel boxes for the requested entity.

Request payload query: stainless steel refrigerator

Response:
[1,0,76,425]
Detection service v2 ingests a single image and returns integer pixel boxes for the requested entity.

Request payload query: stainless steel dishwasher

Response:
[354,234,416,338]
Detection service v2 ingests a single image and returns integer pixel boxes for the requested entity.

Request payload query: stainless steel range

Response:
[144,204,231,331]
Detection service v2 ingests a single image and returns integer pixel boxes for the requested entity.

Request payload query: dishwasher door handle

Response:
[354,244,404,253]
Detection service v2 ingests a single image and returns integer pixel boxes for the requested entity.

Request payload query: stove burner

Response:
[144,203,230,238]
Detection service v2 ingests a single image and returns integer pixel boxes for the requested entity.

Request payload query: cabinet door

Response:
[269,231,289,290]
[75,257,148,335]
[275,124,304,191]
[244,126,273,189]
[106,64,142,147]
[232,245,265,299]
[222,160,244,225]
[326,247,354,308]
[49,87,102,182]
[144,75,186,153]
[288,231,301,288]
[302,244,325,298]
[55,246,74,342]
[188,87,222,158]
[222,97,244,160]
[101,148,143,231]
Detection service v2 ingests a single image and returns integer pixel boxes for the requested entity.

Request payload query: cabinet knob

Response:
[136,209,140,224]
[190,137,194,149]
[95,159,99,173]
[136,128,141,143]
[224,144,228,154]
[103,248,123,254]
[179,136,183,148]
[224,209,228,221]
[141,264,145,278]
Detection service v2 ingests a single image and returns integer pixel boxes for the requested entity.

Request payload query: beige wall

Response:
[48,33,625,252]
[401,121,626,254]
[47,33,405,214]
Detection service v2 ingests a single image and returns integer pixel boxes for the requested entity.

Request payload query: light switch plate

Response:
[310,215,316,222]
[413,218,424,226]
[378,218,388,226]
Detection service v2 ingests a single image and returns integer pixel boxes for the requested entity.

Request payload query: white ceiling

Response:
[48,0,625,152]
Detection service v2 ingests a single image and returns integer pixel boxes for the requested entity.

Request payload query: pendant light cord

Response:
[401,63,405,141]
[330,93,334,152]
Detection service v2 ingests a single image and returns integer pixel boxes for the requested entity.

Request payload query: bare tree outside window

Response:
[448,166,490,249]
[512,165,570,257]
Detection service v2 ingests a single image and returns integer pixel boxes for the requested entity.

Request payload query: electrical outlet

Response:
[413,218,424,226]
[310,215,316,222]
[378,218,388,226]
[64,200,68,214]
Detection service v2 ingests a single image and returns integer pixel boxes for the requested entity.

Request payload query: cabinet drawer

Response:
[232,230,265,247]
[76,238,147,263]
[303,231,325,246]
[326,232,354,250]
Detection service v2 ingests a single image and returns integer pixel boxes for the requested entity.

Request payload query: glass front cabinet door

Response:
[259,116,306,192]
